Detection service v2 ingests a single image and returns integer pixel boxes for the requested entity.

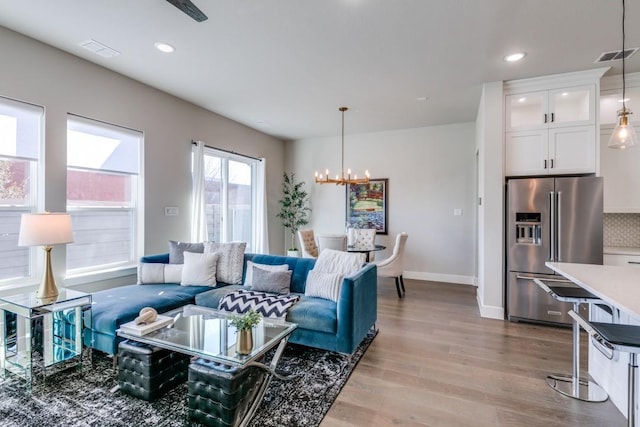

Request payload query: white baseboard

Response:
[476,291,505,320]
[404,270,476,286]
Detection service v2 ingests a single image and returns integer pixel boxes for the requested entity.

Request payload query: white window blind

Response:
[0,96,43,282]
[66,115,142,273]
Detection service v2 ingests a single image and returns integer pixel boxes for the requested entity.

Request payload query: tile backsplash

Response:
[604,213,640,247]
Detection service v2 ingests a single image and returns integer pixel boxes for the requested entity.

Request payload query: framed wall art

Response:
[346,178,388,234]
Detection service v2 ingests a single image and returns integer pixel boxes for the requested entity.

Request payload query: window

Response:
[66,115,142,273]
[200,148,257,250]
[0,97,43,282]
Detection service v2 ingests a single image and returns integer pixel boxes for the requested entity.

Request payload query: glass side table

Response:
[0,288,91,385]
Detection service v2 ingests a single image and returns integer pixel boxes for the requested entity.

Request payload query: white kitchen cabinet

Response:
[600,128,640,212]
[505,85,595,131]
[505,84,597,176]
[604,254,640,266]
[505,125,595,176]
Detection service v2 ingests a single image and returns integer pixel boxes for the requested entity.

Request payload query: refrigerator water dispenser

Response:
[515,212,541,245]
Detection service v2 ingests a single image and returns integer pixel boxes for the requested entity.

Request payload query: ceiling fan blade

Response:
[165,0,208,22]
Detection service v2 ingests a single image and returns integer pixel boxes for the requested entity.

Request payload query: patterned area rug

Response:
[0,330,376,427]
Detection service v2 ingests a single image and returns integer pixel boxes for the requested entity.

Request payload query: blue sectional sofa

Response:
[84,252,377,355]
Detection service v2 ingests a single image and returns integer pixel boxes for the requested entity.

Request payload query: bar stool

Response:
[534,279,608,402]
[569,310,640,427]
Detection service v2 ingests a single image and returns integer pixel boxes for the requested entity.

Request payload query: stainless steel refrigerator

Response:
[506,176,603,325]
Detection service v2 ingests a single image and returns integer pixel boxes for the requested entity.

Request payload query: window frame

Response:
[65,114,144,276]
[199,146,259,250]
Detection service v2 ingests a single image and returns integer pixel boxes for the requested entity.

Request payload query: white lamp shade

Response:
[18,213,74,247]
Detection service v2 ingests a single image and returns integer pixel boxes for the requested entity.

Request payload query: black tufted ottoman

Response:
[117,340,190,401]
[188,358,268,427]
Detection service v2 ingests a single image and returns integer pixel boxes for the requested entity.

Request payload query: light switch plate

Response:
[454,208,463,216]
[165,206,179,216]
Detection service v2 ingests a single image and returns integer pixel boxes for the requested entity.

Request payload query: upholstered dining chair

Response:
[298,229,318,258]
[373,232,408,298]
[316,233,347,253]
[351,228,377,261]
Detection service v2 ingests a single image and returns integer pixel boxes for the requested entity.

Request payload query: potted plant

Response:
[229,309,262,355]
[277,172,311,257]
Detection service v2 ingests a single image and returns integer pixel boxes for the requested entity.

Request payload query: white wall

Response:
[0,26,285,290]
[475,82,505,319]
[287,122,477,284]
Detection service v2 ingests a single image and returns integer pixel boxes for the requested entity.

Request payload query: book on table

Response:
[119,315,174,336]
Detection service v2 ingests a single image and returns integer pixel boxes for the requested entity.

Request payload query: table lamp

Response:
[18,212,74,299]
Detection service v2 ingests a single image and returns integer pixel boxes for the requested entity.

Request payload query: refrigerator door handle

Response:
[557,191,562,262]
[549,191,555,261]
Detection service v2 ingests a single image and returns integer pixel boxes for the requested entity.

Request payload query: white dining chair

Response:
[316,233,347,253]
[351,228,377,261]
[373,232,408,298]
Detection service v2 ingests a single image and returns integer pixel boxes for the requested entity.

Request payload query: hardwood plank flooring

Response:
[322,278,626,426]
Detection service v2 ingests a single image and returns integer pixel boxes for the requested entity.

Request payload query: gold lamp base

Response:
[36,246,59,300]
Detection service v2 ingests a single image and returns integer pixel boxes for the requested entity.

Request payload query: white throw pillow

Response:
[164,264,184,283]
[138,263,165,284]
[138,263,185,284]
[244,261,289,286]
[181,251,219,287]
[304,249,366,302]
[204,242,247,284]
[304,270,343,302]
[313,249,366,276]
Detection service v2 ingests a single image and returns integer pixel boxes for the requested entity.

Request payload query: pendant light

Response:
[609,0,638,149]
[315,107,370,185]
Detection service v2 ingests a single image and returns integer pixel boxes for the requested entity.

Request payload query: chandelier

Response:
[315,107,370,185]
[609,0,638,149]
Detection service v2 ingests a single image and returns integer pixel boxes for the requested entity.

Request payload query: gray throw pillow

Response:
[250,266,293,295]
[169,240,205,264]
[204,242,247,284]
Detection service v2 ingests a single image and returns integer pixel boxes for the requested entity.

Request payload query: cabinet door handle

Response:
[550,159,554,168]
[629,261,640,265]
[544,113,548,123]
[544,159,547,169]
[551,112,555,122]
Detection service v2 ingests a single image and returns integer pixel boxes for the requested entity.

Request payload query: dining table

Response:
[347,244,386,262]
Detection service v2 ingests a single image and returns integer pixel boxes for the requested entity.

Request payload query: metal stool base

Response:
[546,374,609,402]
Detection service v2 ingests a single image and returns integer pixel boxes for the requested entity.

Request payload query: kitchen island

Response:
[547,262,640,424]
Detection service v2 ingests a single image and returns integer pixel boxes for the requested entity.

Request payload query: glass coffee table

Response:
[117,304,297,426]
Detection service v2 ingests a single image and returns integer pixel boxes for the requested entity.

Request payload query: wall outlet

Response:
[165,206,179,216]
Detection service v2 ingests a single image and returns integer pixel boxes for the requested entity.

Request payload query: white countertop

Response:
[604,246,640,256]
[546,262,640,320]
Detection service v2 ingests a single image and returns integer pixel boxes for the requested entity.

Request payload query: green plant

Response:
[276,172,311,250]
[229,309,262,331]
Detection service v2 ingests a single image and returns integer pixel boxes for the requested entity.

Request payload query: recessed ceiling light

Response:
[562,92,569,97]
[416,96,428,101]
[518,97,526,103]
[618,98,631,103]
[154,42,175,53]
[504,52,526,62]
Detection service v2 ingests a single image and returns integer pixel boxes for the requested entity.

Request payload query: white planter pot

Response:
[287,250,300,257]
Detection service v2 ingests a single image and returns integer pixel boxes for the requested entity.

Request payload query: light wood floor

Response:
[322,278,626,426]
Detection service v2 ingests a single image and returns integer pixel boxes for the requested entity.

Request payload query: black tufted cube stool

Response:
[188,358,268,427]
[117,340,190,401]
